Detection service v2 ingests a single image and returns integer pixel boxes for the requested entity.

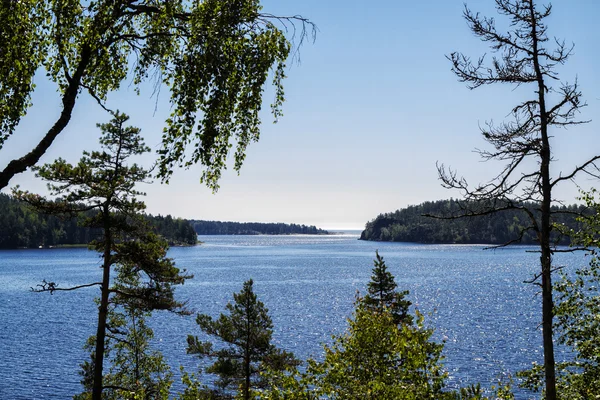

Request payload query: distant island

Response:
[0,193,197,249]
[360,199,588,245]
[190,220,329,235]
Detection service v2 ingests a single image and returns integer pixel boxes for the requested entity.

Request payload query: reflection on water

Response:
[0,233,586,398]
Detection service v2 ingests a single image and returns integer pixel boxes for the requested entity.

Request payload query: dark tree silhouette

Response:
[439,1,598,398]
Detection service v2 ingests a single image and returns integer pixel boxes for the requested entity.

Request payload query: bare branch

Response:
[31,279,102,295]
[483,225,536,249]
[552,157,600,188]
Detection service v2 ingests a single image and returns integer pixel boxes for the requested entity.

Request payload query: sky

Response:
[1,0,599,230]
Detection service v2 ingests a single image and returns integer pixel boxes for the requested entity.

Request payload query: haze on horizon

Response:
[1,0,598,230]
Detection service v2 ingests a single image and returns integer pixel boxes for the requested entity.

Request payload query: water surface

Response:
[0,233,585,399]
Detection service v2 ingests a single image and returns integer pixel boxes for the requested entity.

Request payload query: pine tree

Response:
[186,279,298,400]
[15,112,190,400]
[363,251,412,325]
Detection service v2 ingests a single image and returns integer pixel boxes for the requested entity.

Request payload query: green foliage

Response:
[75,306,173,400]
[520,189,600,398]
[0,1,46,147]
[0,1,313,190]
[259,300,446,400]
[363,251,412,325]
[191,220,329,235]
[258,254,446,399]
[361,199,589,244]
[313,303,446,399]
[0,193,197,248]
[0,192,93,248]
[258,255,517,400]
[443,380,514,400]
[14,112,190,399]
[149,214,198,246]
[187,279,298,400]
[177,368,221,400]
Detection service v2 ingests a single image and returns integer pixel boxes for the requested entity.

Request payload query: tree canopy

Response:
[521,189,600,398]
[0,193,197,248]
[191,220,329,235]
[258,256,446,400]
[0,0,314,190]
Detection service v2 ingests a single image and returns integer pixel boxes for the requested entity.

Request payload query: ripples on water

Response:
[0,234,586,399]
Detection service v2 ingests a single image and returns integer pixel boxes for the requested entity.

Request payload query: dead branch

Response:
[31,279,102,295]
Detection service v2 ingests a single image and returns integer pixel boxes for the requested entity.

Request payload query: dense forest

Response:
[0,193,197,249]
[191,220,329,235]
[360,199,590,245]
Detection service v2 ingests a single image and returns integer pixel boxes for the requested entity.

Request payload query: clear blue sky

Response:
[2,0,599,229]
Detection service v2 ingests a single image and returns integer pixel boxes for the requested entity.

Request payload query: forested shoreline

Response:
[0,193,197,249]
[361,199,590,244]
[191,220,329,235]
[0,193,330,249]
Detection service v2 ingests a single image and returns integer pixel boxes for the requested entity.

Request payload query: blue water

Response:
[0,233,587,399]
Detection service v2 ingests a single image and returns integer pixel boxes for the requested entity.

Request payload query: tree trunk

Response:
[245,316,251,400]
[92,206,112,400]
[529,2,556,398]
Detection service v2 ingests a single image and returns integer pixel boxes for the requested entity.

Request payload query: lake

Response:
[0,233,585,399]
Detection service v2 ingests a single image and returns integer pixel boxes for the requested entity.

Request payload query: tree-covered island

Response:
[190,220,329,236]
[361,199,590,245]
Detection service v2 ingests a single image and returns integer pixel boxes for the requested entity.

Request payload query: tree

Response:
[438,2,598,398]
[310,301,446,400]
[0,0,314,190]
[15,112,190,400]
[258,256,519,400]
[521,189,600,398]
[259,300,446,400]
[187,279,298,400]
[258,255,447,400]
[76,301,173,400]
[363,250,412,325]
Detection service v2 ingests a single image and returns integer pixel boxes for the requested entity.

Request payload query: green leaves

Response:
[259,298,446,400]
[16,112,191,399]
[518,189,600,398]
[0,1,313,191]
[156,0,292,190]
[0,1,48,148]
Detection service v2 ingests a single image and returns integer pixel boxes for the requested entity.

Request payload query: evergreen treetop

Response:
[363,251,412,325]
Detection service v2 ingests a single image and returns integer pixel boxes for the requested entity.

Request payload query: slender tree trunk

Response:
[92,206,112,400]
[133,311,140,384]
[244,301,251,400]
[529,2,556,398]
